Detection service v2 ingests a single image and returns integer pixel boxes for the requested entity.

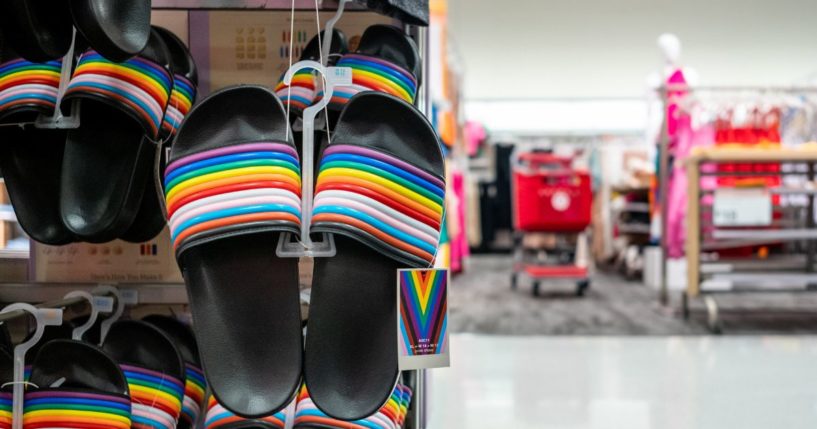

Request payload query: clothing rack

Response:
[656,84,817,307]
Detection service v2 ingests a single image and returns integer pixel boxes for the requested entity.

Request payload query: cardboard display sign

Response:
[398,268,450,370]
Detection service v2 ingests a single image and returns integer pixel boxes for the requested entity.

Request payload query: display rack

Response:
[0,2,433,427]
[656,85,817,306]
[683,146,817,332]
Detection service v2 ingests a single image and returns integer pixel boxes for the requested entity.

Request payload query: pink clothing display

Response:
[667,120,715,258]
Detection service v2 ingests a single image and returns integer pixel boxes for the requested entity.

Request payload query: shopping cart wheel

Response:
[576,279,590,297]
[510,274,518,290]
[532,281,541,297]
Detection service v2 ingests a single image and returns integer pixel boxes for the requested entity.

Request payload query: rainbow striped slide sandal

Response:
[59,28,173,243]
[319,25,420,130]
[0,349,10,429]
[143,315,207,429]
[102,321,186,429]
[25,339,132,429]
[0,49,75,245]
[123,26,199,244]
[165,85,303,418]
[304,92,444,420]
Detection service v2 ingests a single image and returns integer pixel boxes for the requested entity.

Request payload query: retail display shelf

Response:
[0,282,188,305]
[711,228,817,240]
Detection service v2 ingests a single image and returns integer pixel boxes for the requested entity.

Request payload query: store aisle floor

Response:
[450,255,817,335]
[427,335,817,429]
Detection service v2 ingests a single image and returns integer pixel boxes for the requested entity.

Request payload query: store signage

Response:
[713,188,772,226]
[397,268,450,370]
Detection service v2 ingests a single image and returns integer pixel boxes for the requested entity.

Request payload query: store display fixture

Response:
[0,0,438,427]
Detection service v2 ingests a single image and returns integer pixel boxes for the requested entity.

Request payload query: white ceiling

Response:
[448,0,817,100]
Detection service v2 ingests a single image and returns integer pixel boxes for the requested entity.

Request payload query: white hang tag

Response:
[92,296,115,313]
[38,308,64,325]
[326,67,353,86]
[119,289,139,306]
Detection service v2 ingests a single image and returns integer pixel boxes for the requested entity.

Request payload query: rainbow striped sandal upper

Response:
[293,384,412,429]
[121,364,185,429]
[63,47,172,141]
[320,25,419,112]
[0,391,11,429]
[204,396,287,429]
[312,141,445,267]
[23,390,132,429]
[0,55,62,122]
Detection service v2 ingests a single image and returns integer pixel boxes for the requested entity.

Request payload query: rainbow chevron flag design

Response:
[399,269,448,356]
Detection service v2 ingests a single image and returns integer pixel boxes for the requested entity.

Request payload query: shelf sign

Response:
[713,188,772,226]
[397,268,450,370]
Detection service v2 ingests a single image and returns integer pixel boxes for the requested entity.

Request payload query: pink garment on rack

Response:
[464,121,486,157]
[667,120,715,258]
[448,170,469,273]
[666,68,688,142]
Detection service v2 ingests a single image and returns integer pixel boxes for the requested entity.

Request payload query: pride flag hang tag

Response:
[397,268,450,370]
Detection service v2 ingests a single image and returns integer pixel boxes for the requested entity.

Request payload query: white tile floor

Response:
[427,335,817,429]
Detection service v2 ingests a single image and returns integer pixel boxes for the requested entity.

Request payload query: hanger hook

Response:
[0,303,63,429]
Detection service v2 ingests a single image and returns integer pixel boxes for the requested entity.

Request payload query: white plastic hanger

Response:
[92,286,125,344]
[63,291,114,341]
[276,60,354,258]
[0,304,64,429]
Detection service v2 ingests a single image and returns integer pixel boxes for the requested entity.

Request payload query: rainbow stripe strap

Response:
[293,385,411,429]
[312,144,444,267]
[0,392,11,429]
[274,69,316,112]
[161,74,196,139]
[204,396,286,428]
[164,142,302,255]
[22,389,132,429]
[65,50,172,138]
[122,364,185,429]
[319,53,417,108]
[181,363,207,426]
[0,58,61,118]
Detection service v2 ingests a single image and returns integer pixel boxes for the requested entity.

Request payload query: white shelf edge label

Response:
[120,289,139,305]
[92,296,115,313]
[713,188,772,227]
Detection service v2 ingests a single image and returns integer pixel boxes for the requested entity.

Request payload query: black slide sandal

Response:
[26,339,133,428]
[122,26,199,243]
[60,29,172,243]
[305,92,445,420]
[142,314,206,429]
[70,0,152,62]
[325,24,421,130]
[102,320,186,429]
[0,0,73,62]
[165,85,303,417]
[0,50,74,245]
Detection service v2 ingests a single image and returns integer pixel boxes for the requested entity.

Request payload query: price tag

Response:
[92,296,115,313]
[38,308,63,325]
[327,67,353,86]
[713,188,772,226]
[397,268,450,370]
[120,289,139,305]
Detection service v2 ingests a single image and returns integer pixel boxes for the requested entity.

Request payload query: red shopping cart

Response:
[510,151,592,296]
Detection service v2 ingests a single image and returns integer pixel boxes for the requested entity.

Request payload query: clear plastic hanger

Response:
[92,286,125,345]
[0,304,64,429]
[63,291,114,341]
